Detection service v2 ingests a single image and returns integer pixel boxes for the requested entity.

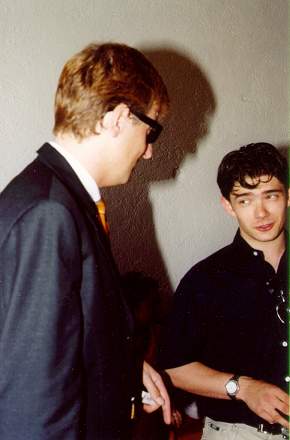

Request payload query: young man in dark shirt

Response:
[159,143,289,439]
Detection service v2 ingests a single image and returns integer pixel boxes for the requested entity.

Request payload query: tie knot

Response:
[96,199,106,214]
[96,199,109,234]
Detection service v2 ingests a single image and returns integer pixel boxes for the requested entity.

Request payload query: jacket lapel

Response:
[37,143,116,264]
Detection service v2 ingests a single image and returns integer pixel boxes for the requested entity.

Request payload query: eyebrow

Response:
[231,189,284,199]
[231,192,252,199]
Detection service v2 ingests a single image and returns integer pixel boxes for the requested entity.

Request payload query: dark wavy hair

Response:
[217,142,288,200]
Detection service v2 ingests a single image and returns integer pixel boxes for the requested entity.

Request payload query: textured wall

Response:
[1,0,288,299]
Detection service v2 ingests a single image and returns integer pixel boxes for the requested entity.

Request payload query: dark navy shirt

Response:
[159,231,288,426]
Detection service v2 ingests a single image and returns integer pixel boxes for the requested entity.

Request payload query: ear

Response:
[95,104,130,137]
[287,188,290,207]
[220,196,236,218]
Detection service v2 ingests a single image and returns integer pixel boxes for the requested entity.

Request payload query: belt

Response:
[207,418,289,438]
[256,423,289,438]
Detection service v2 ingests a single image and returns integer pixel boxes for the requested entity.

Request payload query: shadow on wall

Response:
[278,144,289,162]
[103,47,216,311]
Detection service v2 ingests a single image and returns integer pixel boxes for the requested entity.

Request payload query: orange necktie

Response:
[96,199,109,234]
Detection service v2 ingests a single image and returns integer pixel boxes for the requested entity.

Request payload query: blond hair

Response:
[53,43,169,140]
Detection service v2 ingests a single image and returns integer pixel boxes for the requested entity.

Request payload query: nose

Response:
[254,200,267,218]
[142,144,153,160]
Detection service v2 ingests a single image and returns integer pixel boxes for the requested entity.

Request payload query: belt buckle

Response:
[257,423,269,434]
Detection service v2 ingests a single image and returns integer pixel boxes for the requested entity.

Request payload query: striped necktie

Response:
[96,198,109,234]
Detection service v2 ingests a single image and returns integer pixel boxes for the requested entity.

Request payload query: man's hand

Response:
[238,377,289,429]
[142,361,171,424]
[171,408,182,429]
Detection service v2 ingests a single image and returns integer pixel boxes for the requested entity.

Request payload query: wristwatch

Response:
[225,374,240,399]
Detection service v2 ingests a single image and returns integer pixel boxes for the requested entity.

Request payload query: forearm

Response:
[166,362,289,428]
[166,361,233,399]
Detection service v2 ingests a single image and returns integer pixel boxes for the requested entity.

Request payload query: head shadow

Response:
[139,46,216,181]
[103,46,216,308]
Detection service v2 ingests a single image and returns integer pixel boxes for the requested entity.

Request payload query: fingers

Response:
[259,408,287,428]
[146,373,171,424]
[275,391,290,417]
[143,402,160,414]
[244,381,290,429]
[263,391,289,427]
[275,399,289,420]
[171,409,182,428]
[143,363,165,406]
[142,361,171,424]
[157,377,171,425]
[274,413,290,429]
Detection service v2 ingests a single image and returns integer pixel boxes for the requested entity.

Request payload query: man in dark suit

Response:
[0,42,170,439]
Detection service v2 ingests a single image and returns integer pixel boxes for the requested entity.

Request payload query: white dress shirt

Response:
[49,141,101,203]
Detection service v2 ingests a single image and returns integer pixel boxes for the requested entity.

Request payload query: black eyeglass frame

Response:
[130,109,163,144]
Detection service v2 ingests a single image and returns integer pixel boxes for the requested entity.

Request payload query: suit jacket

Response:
[0,144,141,440]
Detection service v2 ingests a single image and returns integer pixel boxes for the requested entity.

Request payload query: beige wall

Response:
[1,0,288,295]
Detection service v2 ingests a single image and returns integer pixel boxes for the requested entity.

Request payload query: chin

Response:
[113,166,135,186]
[116,175,130,186]
[254,229,282,242]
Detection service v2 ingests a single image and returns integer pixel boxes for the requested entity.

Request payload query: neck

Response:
[55,134,105,185]
[264,237,285,271]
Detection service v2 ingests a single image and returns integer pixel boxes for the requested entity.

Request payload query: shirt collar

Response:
[232,230,287,276]
[49,141,101,203]
[232,231,264,259]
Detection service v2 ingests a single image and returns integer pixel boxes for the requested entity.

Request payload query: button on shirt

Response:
[159,231,288,427]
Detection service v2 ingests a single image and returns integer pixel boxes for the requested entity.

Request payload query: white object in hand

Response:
[141,390,156,405]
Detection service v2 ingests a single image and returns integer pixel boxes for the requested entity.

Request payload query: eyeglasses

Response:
[267,278,289,325]
[276,290,288,325]
[130,109,163,144]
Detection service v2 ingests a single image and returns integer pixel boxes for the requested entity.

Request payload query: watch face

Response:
[226,380,237,394]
